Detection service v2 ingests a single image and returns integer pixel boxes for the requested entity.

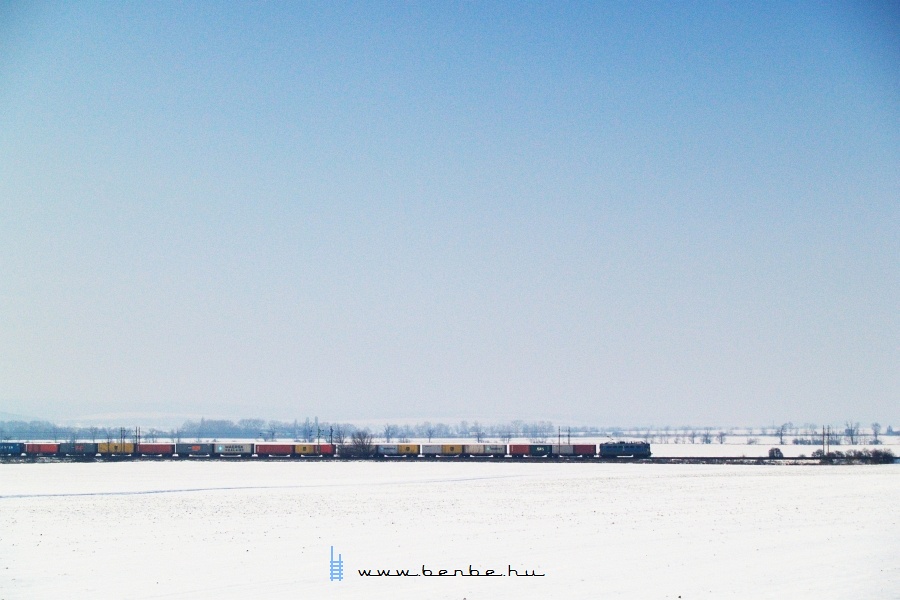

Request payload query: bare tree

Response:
[424,422,435,442]
[777,423,793,445]
[350,429,374,458]
[716,430,726,444]
[701,428,712,444]
[382,423,396,443]
[844,421,860,444]
[471,421,488,443]
[871,423,881,444]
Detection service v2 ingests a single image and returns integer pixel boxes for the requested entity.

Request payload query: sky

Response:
[1,1,897,428]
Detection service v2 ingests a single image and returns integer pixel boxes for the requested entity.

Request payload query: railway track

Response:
[0,455,823,465]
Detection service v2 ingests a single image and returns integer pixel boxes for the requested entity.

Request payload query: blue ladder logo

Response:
[329,546,344,581]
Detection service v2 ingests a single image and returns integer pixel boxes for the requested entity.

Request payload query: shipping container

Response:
[529,444,551,456]
[25,443,60,456]
[440,445,463,456]
[136,443,175,456]
[176,443,213,457]
[573,444,597,457]
[134,443,168,456]
[509,444,530,457]
[551,445,575,456]
[421,444,442,456]
[59,443,99,456]
[0,442,24,456]
[213,443,253,457]
[98,442,135,455]
[317,444,335,456]
[255,443,293,457]
[377,444,399,456]
[463,444,486,456]
[397,444,420,456]
[294,444,318,455]
[484,444,507,456]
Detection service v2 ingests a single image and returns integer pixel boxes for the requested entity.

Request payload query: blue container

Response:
[176,443,214,456]
[529,444,551,456]
[0,442,24,456]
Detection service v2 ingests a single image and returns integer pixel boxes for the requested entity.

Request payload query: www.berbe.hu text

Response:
[358,565,545,577]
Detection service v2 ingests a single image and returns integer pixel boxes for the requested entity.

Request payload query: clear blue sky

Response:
[1,1,897,427]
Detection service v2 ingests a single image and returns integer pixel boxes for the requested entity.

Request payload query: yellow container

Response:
[398,444,420,455]
[294,444,317,455]
[441,444,463,455]
[98,442,134,454]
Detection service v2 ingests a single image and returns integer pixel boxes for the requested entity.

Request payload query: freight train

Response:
[0,441,651,459]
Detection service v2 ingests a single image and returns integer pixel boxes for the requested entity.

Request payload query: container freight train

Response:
[0,441,651,459]
[0,442,336,458]
[375,443,650,458]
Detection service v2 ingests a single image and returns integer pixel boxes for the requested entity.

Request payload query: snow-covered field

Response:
[1,461,897,599]
[645,442,894,458]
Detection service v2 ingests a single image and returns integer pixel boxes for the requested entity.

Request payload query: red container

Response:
[317,444,335,456]
[509,444,530,456]
[137,443,175,456]
[573,444,597,456]
[256,444,293,456]
[25,443,59,455]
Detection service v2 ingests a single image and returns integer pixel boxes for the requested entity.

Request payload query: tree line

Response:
[0,418,895,445]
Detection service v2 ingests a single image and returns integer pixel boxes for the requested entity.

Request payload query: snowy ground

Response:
[1,461,897,599]
[644,442,894,458]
